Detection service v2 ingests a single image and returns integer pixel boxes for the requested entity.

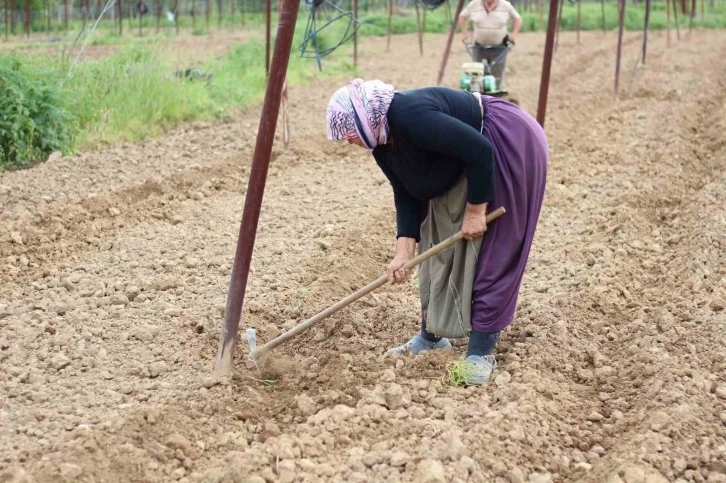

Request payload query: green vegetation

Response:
[62,35,352,148]
[528,1,726,32]
[0,57,76,170]
[0,27,353,170]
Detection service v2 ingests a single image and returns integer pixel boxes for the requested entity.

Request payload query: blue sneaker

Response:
[460,355,497,385]
[387,334,453,356]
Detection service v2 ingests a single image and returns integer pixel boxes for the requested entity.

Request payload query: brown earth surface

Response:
[1,29,725,483]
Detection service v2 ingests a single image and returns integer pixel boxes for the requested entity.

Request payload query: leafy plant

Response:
[0,57,76,170]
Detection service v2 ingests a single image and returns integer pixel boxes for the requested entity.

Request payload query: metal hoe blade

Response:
[246,328,259,368]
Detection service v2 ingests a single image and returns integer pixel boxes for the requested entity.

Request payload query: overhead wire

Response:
[298,0,362,70]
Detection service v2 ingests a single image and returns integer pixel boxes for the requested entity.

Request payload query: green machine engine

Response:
[459,40,513,99]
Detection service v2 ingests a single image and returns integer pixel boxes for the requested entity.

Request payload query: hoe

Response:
[245,206,506,367]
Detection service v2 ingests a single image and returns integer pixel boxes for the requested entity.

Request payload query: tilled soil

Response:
[1,30,725,483]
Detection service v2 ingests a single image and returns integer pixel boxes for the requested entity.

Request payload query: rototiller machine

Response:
[459,36,517,104]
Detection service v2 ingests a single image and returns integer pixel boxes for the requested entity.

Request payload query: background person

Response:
[325,79,548,385]
[458,0,522,88]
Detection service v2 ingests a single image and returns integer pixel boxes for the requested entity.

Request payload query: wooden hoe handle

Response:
[251,206,506,358]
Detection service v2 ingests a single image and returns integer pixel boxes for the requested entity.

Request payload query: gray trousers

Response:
[470,44,508,86]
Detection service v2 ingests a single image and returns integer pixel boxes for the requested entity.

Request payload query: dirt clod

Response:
[506,467,526,483]
[415,459,446,483]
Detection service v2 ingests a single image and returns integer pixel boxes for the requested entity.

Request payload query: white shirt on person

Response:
[460,0,521,46]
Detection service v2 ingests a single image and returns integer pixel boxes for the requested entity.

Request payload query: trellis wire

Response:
[298,0,361,71]
[62,0,116,85]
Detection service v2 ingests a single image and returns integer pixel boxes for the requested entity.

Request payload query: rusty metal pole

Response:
[614,0,625,96]
[666,0,671,45]
[213,0,301,378]
[281,79,290,150]
[642,0,650,63]
[435,0,465,85]
[415,0,423,56]
[353,0,358,66]
[386,0,392,51]
[24,0,29,38]
[265,0,271,75]
[423,7,427,51]
[555,0,563,51]
[672,0,680,39]
[576,0,580,43]
[536,0,559,127]
[279,0,289,151]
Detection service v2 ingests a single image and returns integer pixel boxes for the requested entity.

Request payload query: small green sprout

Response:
[442,359,478,387]
[248,376,278,387]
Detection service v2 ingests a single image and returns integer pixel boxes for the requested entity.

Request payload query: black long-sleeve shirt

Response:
[372,87,495,242]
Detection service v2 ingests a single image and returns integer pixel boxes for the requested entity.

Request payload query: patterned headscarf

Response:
[325,78,396,151]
